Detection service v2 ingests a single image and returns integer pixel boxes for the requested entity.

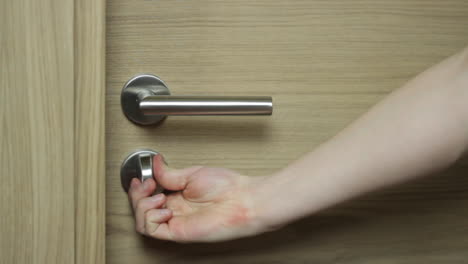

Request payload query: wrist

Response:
[247,173,291,233]
[247,166,333,233]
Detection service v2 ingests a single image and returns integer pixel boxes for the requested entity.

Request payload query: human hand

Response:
[128,155,267,242]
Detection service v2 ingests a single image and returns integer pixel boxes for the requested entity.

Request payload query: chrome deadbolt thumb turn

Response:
[121,74,273,125]
[120,149,165,194]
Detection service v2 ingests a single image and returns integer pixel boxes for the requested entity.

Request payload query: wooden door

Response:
[1,0,105,263]
[105,1,468,263]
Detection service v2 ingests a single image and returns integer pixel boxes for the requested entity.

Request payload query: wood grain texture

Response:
[1,0,75,263]
[74,0,106,263]
[106,0,468,263]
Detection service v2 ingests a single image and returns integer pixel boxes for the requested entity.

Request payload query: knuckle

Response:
[135,225,144,234]
[128,186,139,199]
[135,198,150,211]
[135,199,144,210]
[145,210,155,221]
[145,220,158,235]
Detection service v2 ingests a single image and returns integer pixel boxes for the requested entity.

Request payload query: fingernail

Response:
[151,193,164,202]
[159,209,171,216]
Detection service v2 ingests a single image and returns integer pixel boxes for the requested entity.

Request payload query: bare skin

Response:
[128,46,468,243]
[128,155,264,242]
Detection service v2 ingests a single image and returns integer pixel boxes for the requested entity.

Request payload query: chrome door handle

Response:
[120,149,165,193]
[121,74,273,125]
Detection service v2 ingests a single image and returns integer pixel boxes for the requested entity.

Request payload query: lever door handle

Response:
[121,74,273,125]
[120,149,165,193]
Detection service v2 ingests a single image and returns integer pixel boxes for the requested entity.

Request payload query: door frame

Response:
[2,0,106,263]
[74,0,106,263]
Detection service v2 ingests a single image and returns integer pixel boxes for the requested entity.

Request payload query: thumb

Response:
[153,154,203,191]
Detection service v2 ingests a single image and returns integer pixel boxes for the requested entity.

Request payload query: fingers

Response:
[128,178,156,210]
[145,209,173,236]
[148,222,175,241]
[128,176,176,238]
[134,193,167,234]
[153,154,203,191]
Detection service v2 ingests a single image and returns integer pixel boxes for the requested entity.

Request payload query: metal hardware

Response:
[121,74,273,125]
[120,149,165,193]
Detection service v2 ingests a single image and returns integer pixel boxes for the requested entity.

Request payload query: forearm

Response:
[253,47,468,229]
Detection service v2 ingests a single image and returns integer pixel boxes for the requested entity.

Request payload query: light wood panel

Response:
[106,0,468,263]
[1,0,75,263]
[74,0,106,263]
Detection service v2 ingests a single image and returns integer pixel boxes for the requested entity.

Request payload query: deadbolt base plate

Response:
[121,74,171,125]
